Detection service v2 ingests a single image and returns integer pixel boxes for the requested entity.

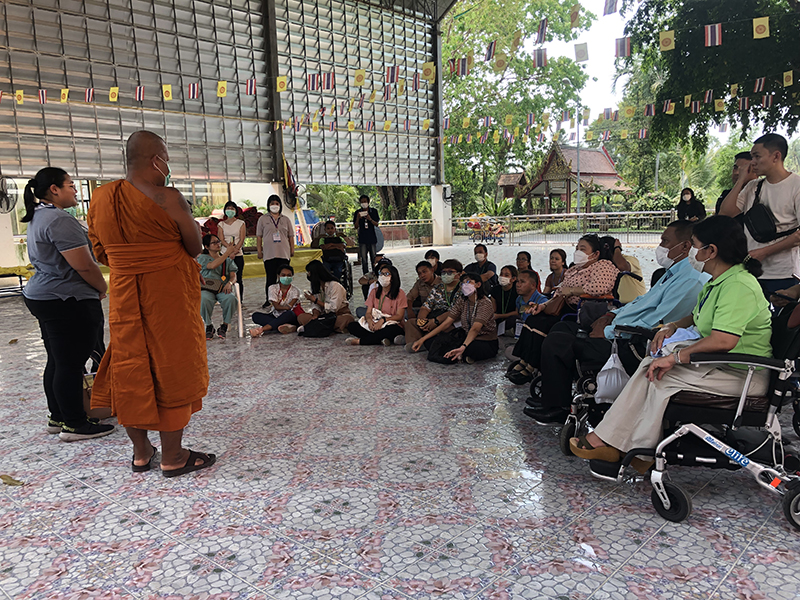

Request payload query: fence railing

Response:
[332,219,435,249]
[453,211,675,246]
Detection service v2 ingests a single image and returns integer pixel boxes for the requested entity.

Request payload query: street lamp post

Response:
[562,77,582,227]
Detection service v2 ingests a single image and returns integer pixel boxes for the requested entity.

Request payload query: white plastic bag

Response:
[595,340,631,404]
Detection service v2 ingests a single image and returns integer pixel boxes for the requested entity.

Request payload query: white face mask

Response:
[498,276,511,287]
[427,258,437,266]
[360,202,369,209]
[378,274,391,288]
[474,253,486,262]
[655,245,674,269]
[573,250,591,267]
[682,194,691,202]
[269,204,281,214]
[687,246,709,272]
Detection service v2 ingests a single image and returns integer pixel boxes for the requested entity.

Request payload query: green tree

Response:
[441,0,595,216]
[619,0,800,152]
[305,185,359,223]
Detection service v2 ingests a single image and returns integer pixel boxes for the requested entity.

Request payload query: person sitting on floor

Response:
[490,265,519,335]
[464,244,498,288]
[198,234,238,340]
[411,272,498,363]
[406,260,441,317]
[525,220,709,424]
[297,260,353,334]
[404,259,463,353]
[507,234,619,384]
[425,249,443,276]
[543,248,567,296]
[569,216,772,469]
[346,265,407,346]
[250,265,302,336]
[358,253,388,302]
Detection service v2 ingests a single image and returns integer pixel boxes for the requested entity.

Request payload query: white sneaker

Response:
[393,335,406,346]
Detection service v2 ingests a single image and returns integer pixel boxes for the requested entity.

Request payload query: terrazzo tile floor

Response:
[2,244,799,599]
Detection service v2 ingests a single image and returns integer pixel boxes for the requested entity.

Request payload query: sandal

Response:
[278,324,297,334]
[569,436,621,462]
[162,450,217,478]
[249,327,263,338]
[131,446,158,473]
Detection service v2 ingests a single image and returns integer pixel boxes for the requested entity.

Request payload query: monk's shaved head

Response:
[126,130,167,167]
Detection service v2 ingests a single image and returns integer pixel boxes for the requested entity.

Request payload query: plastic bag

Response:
[595,340,631,404]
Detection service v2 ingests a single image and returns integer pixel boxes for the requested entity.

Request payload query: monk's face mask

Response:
[154,156,172,186]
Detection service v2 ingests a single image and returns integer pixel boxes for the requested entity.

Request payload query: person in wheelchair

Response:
[506,234,620,384]
[525,220,709,424]
[569,216,772,467]
[599,236,647,303]
[312,220,348,280]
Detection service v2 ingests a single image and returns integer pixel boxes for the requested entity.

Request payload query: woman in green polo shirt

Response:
[569,216,772,463]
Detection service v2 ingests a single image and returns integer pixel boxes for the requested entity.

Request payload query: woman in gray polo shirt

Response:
[22,168,115,442]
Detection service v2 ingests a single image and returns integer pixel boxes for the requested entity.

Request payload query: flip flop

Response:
[162,450,217,478]
[569,436,621,463]
[131,446,158,473]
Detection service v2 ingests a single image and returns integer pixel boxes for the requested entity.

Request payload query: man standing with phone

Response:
[353,195,380,275]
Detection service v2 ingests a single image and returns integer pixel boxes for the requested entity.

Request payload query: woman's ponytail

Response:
[743,254,764,278]
[20,167,69,223]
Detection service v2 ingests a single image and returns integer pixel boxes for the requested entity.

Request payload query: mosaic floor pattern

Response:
[1,244,799,599]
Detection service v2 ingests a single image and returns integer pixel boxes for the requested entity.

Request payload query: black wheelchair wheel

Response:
[651,481,692,522]
[783,484,800,530]
[345,261,353,300]
[529,375,543,400]
[559,420,576,456]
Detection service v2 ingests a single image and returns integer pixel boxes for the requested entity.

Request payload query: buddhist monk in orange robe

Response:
[87,130,215,477]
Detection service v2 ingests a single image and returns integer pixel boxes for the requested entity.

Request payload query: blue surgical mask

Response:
[279,276,293,285]
[154,156,172,186]
[225,209,236,218]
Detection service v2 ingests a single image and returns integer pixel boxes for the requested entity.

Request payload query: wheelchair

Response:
[324,256,353,300]
[586,302,800,529]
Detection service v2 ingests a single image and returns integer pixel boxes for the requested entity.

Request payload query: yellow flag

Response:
[659,30,675,52]
[522,135,528,144]
[504,115,513,126]
[493,130,501,143]
[570,118,575,128]
[753,17,770,39]
[569,4,580,28]
[15,90,23,104]
[620,130,628,139]
[467,51,475,69]
[383,120,392,131]
[348,98,355,111]
[398,80,405,96]
[162,84,172,101]
[423,119,430,129]
[276,76,288,92]
[217,81,227,97]
[312,121,319,132]
[665,101,675,115]
[493,53,508,73]
[714,99,725,112]
[458,134,463,143]
[623,106,635,119]
[731,84,739,98]
[784,71,794,88]
[422,62,435,81]
[684,95,692,108]
[542,112,550,124]
[583,108,591,121]
[553,131,560,141]
[60,89,69,103]
[354,69,366,86]
[462,117,470,128]
[109,87,119,102]
[313,109,320,121]
[514,126,519,137]
[511,29,522,51]
[347,121,355,132]
[369,90,377,102]
[585,131,594,141]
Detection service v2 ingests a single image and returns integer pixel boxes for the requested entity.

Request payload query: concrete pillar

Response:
[431,184,452,246]
[0,213,23,267]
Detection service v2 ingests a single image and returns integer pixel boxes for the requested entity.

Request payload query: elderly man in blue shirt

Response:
[525,220,710,423]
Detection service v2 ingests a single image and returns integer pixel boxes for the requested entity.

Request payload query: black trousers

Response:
[346,322,403,345]
[539,321,644,410]
[24,297,104,427]
[263,257,290,300]
[464,338,499,362]
[233,255,245,299]
[511,313,562,368]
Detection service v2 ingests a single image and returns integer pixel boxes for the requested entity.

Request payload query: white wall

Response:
[0,213,23,267]
[229,182,284,210]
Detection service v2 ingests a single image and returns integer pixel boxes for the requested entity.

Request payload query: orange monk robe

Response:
[87,180,208,431]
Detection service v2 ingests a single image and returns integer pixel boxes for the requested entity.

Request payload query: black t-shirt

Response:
[464,260,499,288]
[321,236,346,261]
[677,199,706,221]
[489,284,518,316]
[353,207,380,244]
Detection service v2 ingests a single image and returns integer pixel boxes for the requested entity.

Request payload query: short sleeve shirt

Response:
[320,236,346,261]
[616,255,647,304]
[266,283,301,316]
[353,207,380,245]
[256,213,293,260]
[562,259,619,305]
[692,264,772,358]
[197,253,238,281]
[218,219,245,257]
[23,204,99,301]
[489,284,518,315]
[448,295,497,340]
[736,173,800,279]
[423,282,462,313]
[407,275,441,308]
[367,287,408,317]
[464,260,498,288]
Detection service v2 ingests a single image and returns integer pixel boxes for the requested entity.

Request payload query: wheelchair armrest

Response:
[614,325,657,340]
[618,271,643,282]
[688,352,788,370]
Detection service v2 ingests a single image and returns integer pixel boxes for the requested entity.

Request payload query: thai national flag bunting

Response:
[246,78,256,95]
[527,113,535,126]
[412,73,421,91]
[188,82,199,99]
[85,88,94,102]
[569,132,576,141]
[308,74,320,91]
[483,116,492,127]
[404,119,410,131]
[319,107,326,117]
[537,133,545,142]
[719,123,728,133]
[525,125,531,136]
[603,0,617,16]
[532,49,547,68]
[704,90,713,103]
[561,110,571,121]
[448,58,457,74]
[612,110,619,122]
[38,89,47,104]
[322,72,335,90]
[457,58,469,76]
[603,108,613,120]
[691,101,701,113]
[753,77,765,93]
[601,130,611,141]
[536,18,548,45]
[366,120,374,132]
[615,37,631,58]
[704,23,722,47]
[762,94,773,108]
[739,97,750,110]
[485,41,497,62]
[329,121,336,131]
[386,65,399,84]
[443,117,450,130]
[638,128,648,139]
[358,95,364,108]
[644,104,655,116]
[384,85,392,102]
[135,86,145,101]
[662,100,673,113]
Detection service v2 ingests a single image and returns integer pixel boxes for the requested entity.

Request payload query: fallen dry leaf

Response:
[8,339,18,344]
[0,475,24,486]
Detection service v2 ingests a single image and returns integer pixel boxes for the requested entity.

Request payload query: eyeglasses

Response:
[209,240,221,245]
[441,270,458,275]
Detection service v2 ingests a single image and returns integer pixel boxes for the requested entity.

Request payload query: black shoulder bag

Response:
[743,179,799,243]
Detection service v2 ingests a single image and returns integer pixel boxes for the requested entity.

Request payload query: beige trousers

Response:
[594,357,770,452]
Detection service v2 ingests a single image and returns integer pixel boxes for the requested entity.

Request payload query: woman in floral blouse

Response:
[507,234,619,384]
